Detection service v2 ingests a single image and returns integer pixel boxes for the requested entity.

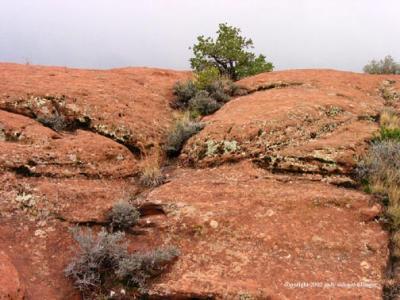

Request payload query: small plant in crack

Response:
[115,246,180,290]
[165,113,204,157]
[64,227,127,294]
[107,201,140,231]
[36,113,67,131]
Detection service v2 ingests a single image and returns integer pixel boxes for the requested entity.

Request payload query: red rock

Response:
[144,162,388,299]
[0,251,24,300]
[359,204,383,222]
[0,63,190,154]
[181,70,397,177]
[0,64,398,299]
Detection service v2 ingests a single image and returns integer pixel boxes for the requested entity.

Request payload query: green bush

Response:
[363,55,400,75]
[108,201,140,231]
[195,66,221,90]
[379,127,400,141]
[188,91,221,116]
[190,23,274,81]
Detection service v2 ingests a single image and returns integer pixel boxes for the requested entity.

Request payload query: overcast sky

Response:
[1,0,399,72]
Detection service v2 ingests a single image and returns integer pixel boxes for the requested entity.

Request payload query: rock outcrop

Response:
[0,64,399,299]
[0,251,25,299]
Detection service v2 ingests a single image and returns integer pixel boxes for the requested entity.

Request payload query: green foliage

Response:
[379,127,400,141]
[108,201,140,231]
[195,66,221,90]
[363,55,400,74]
[190,23,273,81]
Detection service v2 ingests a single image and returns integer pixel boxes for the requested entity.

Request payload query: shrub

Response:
[172,80,198,109]
[165,115,204,157]
[108,201,140,231]
[194,66,221,90]
[357,141,400,186]
[188,91,221,116]
[64,228,127,293]
[363,55,400,74]
[116,247,180,289]
[172,78,235,115]
[65,227,179,296]
[205,79,232,103]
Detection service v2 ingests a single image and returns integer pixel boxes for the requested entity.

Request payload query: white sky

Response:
[0,0,399,71]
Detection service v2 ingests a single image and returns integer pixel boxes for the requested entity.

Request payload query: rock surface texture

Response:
[0,63,399,299]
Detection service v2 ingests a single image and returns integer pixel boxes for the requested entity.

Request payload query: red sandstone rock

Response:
[0,251,25,300]
[0,63,190,154]
[181,70,398,178]
[142,162,389,299]
[0,64,398,299]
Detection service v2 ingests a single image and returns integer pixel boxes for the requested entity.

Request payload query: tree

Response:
[190,23,273,81]
[363,55,400,74]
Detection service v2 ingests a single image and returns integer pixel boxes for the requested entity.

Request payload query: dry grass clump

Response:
[139,151,166,188]
[381,108,400,130]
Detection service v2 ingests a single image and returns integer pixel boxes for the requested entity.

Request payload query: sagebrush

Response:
[188,91,221,116]
[108,201,140,231]
[165,115,204,157]
[65,228,179,296]
[172,78,235,115]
